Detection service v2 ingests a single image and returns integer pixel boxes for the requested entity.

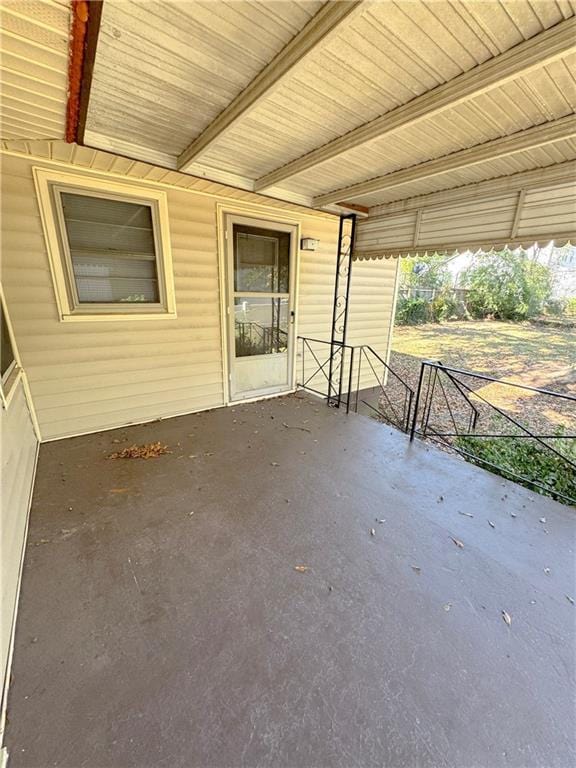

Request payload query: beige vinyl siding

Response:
[347,257,400,391]
[2,143,398,435]
[295,224,341,396]
[295,234,400,396]
[1,153,225,439]
[1,145,367,439]
[1,379,38,712]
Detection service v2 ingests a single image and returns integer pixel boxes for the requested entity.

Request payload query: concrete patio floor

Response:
[5,393,576,768]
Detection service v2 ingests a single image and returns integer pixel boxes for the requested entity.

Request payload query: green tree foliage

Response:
[400,253,452,290]
[462,249,552,320]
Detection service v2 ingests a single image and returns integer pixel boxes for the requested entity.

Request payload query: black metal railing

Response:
[298,337,356,412]
[353,345,414,432]
[409,360,576,504]
[297,336,414,429]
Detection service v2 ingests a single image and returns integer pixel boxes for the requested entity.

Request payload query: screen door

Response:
[225,215,296,401]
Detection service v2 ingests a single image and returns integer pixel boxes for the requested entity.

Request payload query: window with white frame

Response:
[34,169,176,321]
[1,293,20,408]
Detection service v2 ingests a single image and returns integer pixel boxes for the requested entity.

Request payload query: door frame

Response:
[216,204,301,405]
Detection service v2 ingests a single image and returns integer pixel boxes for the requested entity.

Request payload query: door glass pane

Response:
[234,298,288,357]
[234,225,289,293]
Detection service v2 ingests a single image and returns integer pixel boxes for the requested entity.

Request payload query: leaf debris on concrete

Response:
[450,536,464,548]
[282,422,311,433]
[108,442,170,460]
[294,565,309,573]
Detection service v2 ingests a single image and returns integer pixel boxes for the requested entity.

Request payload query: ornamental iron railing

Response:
[409,360,576,505]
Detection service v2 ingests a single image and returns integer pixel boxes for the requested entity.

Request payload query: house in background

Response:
[1,1,575,766]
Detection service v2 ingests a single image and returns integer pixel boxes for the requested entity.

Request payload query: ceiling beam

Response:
[76,0,103,144]
[313,116,576,207]
[255,17,576,191]
[367,161,576,216]
[177,0,365,171]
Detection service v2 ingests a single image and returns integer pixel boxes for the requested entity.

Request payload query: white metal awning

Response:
[354,164,576,260]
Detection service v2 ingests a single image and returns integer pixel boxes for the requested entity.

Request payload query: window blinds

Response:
[60,192,160,304]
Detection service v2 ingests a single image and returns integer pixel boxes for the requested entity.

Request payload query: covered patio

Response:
[6,394,575,768]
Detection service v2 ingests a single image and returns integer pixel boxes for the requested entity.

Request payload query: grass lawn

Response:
[391,320,575,382]
[389,320,575,444]
[388,321,575,503]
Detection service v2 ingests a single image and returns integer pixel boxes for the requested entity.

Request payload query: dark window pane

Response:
[1,304,15,379]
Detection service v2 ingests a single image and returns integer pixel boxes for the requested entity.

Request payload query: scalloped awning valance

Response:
[353,177,576,261]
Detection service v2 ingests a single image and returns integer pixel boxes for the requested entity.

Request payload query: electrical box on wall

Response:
[300,238,320,251]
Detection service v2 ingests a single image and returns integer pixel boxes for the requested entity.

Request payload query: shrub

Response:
[455,432,576,504]
[430,295,450,322]
[565,297,576,317]
[544,298,566,317]
[395,296,430,325]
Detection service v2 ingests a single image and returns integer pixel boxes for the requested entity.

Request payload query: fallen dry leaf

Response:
[294,565,309,573]
[502,610,512,627]
[282,422,312,433]
[450,536,464,548]
[108,442,169,460]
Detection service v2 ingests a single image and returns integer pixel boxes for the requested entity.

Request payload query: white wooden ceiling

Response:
[84,0,324,168]
[1,0,575,216]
